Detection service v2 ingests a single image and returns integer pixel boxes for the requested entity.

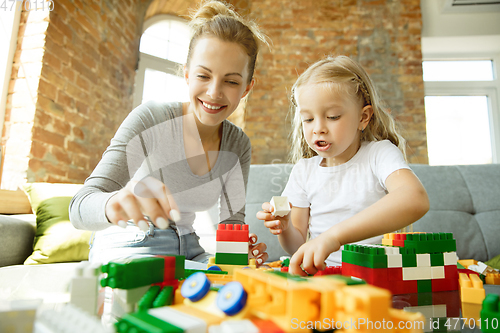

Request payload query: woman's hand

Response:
[248,233,268,267]
[289,233,341,276]
[105,176,180,231]
[256,202,292,235]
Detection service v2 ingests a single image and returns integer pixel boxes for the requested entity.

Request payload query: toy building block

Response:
[101,255,184,289]
[115,310,184,333]
[207,257,256,275]
[403,232,456,254]
[215,252,248,265]
[342,244,388,268]
[0,299,41,333]
[481,294,500,333]
[216,224,249,242]
[459,273,486,304]
[486,273,500,285]
[70,261,100,315]
[270,196,290,217]
[36,303,110,333]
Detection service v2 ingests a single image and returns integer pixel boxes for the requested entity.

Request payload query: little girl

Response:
[257,56,430,276]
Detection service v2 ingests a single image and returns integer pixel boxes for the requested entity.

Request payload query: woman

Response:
[70,0,269,265]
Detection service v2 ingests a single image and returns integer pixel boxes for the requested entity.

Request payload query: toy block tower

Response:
[215,224,249,266]
[342,232,459,295]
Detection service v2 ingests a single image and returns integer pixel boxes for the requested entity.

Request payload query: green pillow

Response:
[486,254,500,270]
[22,183,91,265]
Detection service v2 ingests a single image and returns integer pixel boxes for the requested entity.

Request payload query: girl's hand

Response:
[256,202,292,235]
[105,176,180,231]
[289,233,341,276]
[248,233,268,267]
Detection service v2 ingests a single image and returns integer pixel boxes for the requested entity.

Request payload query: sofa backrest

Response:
[246,163,500,263]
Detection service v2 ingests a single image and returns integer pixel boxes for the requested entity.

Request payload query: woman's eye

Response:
[197,75,209,79]
[227,81,239,85]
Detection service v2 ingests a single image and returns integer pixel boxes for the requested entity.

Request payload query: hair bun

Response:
[190,0,237,27]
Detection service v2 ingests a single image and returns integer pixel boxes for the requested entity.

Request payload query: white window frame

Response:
[133,14,189,108]
[423,53,500,164]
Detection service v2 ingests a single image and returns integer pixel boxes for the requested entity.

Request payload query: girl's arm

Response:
[256,203,310,256]
[329,168,429,246]
[292,168,429,276]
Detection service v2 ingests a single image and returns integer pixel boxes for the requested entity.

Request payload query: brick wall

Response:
[1,0,427,189]
[1,0,151,189]
[247,0,427,164]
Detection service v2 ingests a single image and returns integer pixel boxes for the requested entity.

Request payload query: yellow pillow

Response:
[22,183,91,265]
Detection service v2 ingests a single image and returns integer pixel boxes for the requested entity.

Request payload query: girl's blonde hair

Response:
[289,55,407,163]
[187,0,269,83]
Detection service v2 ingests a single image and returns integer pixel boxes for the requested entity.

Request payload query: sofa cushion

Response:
[0,215,35,267]
[22,183,91,265]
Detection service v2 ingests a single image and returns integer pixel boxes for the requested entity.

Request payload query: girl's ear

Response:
[359,105,374,131]
[184,65,189,85]
[241,78,255,99]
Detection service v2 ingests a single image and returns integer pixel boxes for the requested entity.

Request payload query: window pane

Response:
[140,20,190,63]
[423,61,494,81]
[142,69,189,104]
[425,96,492,165]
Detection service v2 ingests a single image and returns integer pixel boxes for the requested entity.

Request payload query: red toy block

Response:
[216,224,249,242]
[280,266,289,272]
[159,256,176,281]
[314,266,342,276]
[433,291,461,317]
[431,277,458,292]
[251,318,285,332]
[445,265,459,280]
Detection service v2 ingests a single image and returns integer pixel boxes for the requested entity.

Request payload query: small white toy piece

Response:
[270,196,291,217]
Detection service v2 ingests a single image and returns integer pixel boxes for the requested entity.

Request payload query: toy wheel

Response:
[181,272,211,302]
[207,265,222,271]
[216,281,247,315]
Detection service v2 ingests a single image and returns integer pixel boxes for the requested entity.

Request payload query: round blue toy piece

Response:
[181,272,211,302]
[216,281,247,315]
[207,265,222,271]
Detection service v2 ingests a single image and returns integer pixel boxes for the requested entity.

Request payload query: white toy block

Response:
[431,266,445,279]
[270,196,290,217]
[383,246,400,255]
[402,266,432,280]
[216,240,249,254]
[443,252,457,265]
[387,254,403,268]
[416,253,431,267]
[0,299,41,333]
[70,261,100,315]
[149,307,206,333]
[208,319,259,333]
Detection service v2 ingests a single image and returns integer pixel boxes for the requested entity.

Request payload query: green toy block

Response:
[401,248,417,267]
[404,233,456,254]
[173,255,185,280]
[417,280,432,293]
[430,253,445,266]
[184,269,228,279]
[115,311,183,333]
[417,292,433,306]
[153,286,174,308]
[327,275,366,286]
[138,286,161,311]
[101,257,165,289]
[215,252,248,265]
[342,245,387,268]
[481,294,500,333]
[267,270,308,282]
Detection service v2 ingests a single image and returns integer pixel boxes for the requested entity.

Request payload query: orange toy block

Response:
[388,308,426,333]
[460,302,482,328]
[485,273,500,285]
[459,273,485,304]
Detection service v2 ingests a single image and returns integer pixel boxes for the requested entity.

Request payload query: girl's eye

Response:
[328,116,340,120]
[302,118,313,123]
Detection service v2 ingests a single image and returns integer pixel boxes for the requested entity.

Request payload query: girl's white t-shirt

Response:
[282,140,411,266]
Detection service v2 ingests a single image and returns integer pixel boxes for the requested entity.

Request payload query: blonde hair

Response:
[289,55,407,163]
[187,0,269,83]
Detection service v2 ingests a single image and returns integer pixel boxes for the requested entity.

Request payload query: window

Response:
[133,15,190,108]
[423,58,500,165]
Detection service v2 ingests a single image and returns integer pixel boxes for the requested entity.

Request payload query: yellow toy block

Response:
[207,257,256,275]
[388,308,426,333]
[460,302,482,328]
[458,259,477,268]
[459,273,485,304]
[336,284,392,333]
[305,276,348,323]
[169,304,225,327]
[485,273,500,285]
[234,269,321,332]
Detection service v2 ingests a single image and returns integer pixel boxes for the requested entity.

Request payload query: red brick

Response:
[32,126,65,147]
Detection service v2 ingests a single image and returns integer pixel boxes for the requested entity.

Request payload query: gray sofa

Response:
[246,163,500,263]
[1,163,499,302]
